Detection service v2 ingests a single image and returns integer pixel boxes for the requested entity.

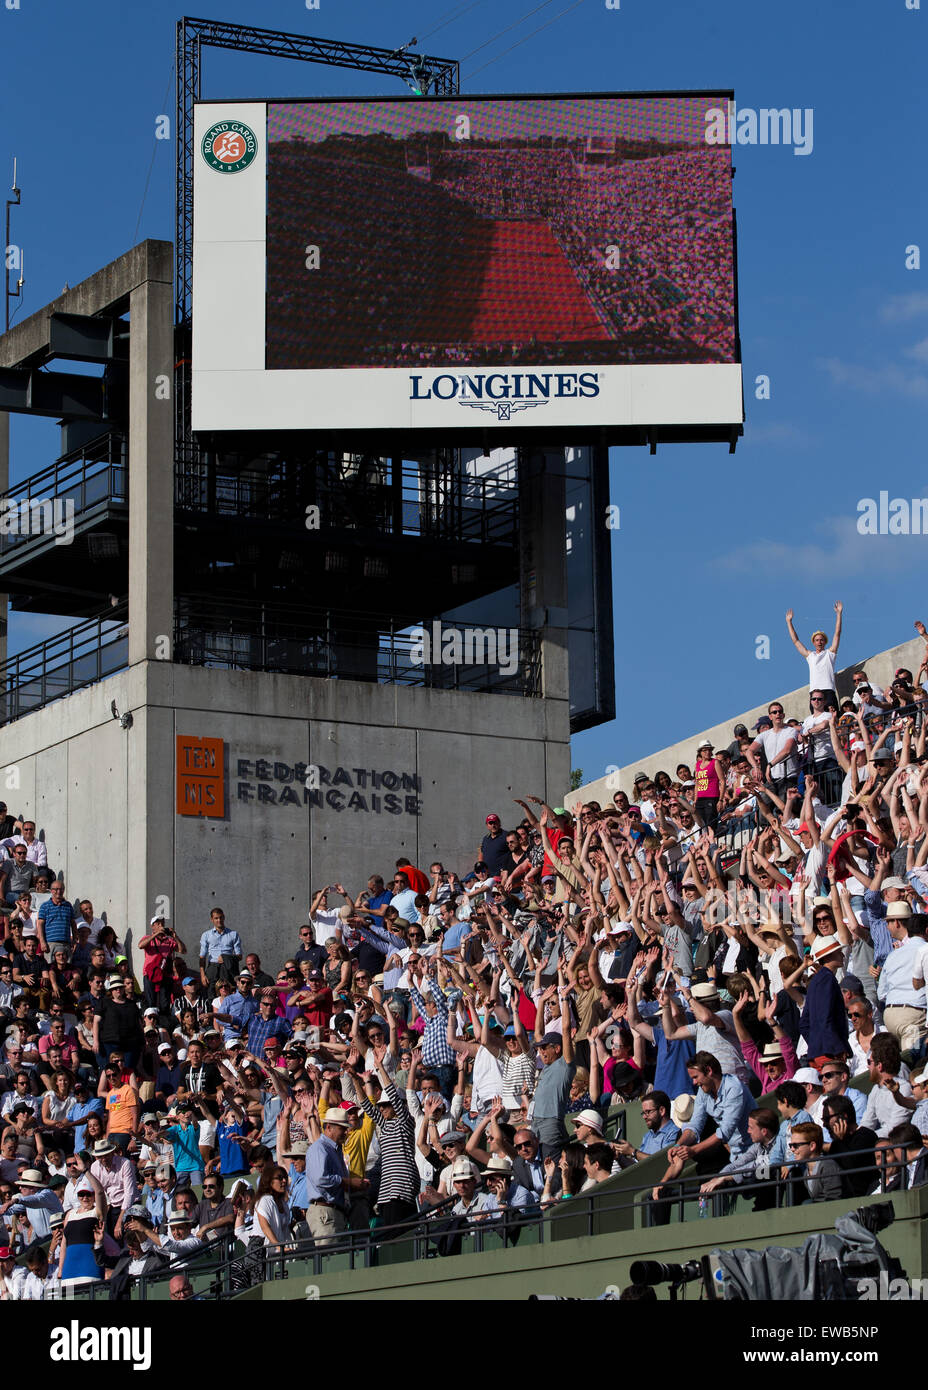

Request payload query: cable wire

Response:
[133,59,176,245]
[460,0,561,62]
[417,0,492,44]
[463,0,588,80]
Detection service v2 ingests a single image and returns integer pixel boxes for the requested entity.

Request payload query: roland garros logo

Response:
[201,121,258,173]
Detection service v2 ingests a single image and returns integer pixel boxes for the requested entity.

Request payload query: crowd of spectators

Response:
[2,606,928,1300]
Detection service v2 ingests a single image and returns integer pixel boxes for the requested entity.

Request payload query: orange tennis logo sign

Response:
[201,121,258,173]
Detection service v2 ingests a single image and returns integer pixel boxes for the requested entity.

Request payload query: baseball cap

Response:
[753,716,772,731]
[538,1032,562,1048]
[486,813,500,824]
[157,1042,173,1054]
[881,877,908,892]
[793,1067,821,1086]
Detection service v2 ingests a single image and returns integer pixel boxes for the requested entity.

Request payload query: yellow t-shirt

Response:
[318,1097,374,1179]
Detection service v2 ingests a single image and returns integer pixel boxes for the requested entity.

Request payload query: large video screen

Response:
[192,95,743,435]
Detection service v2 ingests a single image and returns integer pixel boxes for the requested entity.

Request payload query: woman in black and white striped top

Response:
[352,1057,420,1232]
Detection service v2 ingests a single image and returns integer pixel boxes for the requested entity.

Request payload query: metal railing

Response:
[61,1153,909,1302]
[0,605,128,725]
[0,430,127,556]
[175,455,519,547]
[174,597,542,698]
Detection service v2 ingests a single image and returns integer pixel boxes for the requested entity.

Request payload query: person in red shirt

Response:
[395,858,429,896]
[288,970,333,1029]
[138,916,189,1013]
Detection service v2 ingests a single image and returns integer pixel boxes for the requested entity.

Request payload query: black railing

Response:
[0,430,127,556]
[174,597,542,698]
[61,1154,908,1302]
[0,606,128,725]
[175,455,518,547]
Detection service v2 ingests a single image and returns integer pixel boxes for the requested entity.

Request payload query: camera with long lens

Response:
[629,1258,710,1298]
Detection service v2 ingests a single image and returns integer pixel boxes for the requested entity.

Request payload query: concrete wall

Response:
[568,633,927,810]
[0,661,570,974]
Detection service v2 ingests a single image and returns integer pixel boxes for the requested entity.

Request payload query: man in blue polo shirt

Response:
[213,969,259,1041]
[37,881,76,949]
[198,907,243,994]
[613,1091,681,1164]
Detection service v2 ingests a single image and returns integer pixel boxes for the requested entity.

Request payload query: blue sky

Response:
[2,0,926,779]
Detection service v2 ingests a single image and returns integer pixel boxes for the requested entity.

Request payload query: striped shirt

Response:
[357,1082,419,1203]
[409,980,457,1069]
[500,1050,536,1108]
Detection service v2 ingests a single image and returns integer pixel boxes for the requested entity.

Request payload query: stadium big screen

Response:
[192,94,742,436]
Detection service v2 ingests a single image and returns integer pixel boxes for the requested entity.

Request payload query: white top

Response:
[310,907,350,946]
[255,1194,290,1246]
[806,648,837,692]
[758,727,799,778]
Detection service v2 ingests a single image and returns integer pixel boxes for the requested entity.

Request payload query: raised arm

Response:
[785,608,809,657]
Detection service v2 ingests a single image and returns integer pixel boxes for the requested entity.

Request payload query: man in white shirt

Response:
[862,1034,915,1138]
[785,601,842,694]
[1,822,47,869]
[750,703,800,799]
[76,899,105,945]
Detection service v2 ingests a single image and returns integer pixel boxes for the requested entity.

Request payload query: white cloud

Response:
[905,336,928,364]
[818,357,928,399]
[879,293,928,324]
[715,514,928,581]
[741,421,812,447]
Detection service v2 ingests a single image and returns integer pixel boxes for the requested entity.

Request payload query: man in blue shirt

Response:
[613,1091,681,1164]
[36,881,75,949]
[213,970,259,1041]
[388,871,419,924]
[649,1052,754,1225]
[437,901,470,954]
[799,936,850,1060]
[198,908,243,994]
[360,874,393,916]
[305,1112,350,1245]
[70,1079,105,1151]
[769,1079,812,1167]
[281,1140,308,1216]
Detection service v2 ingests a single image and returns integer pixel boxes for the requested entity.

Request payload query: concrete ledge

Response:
[0,240,173,368]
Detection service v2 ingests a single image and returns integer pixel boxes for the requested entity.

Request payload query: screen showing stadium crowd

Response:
[266,97,736,372]
[2,604,928,1300]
